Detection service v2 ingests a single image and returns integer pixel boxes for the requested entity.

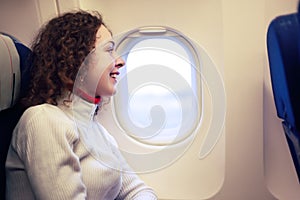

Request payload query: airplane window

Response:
[113,27,201,146]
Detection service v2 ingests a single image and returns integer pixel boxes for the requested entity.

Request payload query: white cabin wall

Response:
[0,0,60,46]
[212,0,274,199]
[0,0,56,46]
[79,0,223,69]
[34,0,58,26]
[78,0,300,199]
[0,0,80,47]
[79,1,225,199]
[1,0,300,199]
[215,0,300,199]
[56,0,80,13]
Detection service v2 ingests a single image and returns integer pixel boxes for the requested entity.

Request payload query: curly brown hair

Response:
[23,10,104,107]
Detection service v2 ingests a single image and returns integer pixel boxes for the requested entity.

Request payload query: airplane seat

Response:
[266,8,300,182]
[0,33,32,199]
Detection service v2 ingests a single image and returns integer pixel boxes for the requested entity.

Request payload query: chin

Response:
[111,86,117,95]
[102,89,117,97]
[111,89,117,96]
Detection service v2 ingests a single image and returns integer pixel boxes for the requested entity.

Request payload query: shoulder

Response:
[22,104,65,120]
[19,104,71,128]
[13,104,78,149]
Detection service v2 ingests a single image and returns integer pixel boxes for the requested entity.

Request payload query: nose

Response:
[115,57,125,69]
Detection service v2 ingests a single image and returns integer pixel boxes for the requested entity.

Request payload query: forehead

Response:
[96,25,112,44]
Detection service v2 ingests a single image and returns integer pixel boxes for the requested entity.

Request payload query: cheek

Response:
[87,70,101,89]
[86,62,110,89]
[97,73,107,86]
[99,67,112,86]
[82,51,115,95]
[96,67,116,96]
[89,52,113,78]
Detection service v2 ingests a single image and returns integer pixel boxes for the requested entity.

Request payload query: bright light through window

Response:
[116,38,198,144]
[126,39,192,86]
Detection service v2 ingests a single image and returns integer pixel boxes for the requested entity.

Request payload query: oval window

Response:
[113,26,201,146]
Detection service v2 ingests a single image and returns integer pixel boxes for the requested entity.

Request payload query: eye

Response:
[105,41,115,54]
[107,47,114,53]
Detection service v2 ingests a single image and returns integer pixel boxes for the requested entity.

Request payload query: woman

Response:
[5,10,157,200]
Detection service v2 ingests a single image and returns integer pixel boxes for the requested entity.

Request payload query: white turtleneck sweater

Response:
[5,95,157,200]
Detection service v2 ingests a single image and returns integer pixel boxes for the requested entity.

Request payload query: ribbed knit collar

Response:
[57,93,124,171]
[58,93,99,124]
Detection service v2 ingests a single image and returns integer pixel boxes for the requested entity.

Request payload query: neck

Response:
[74,88,101,104]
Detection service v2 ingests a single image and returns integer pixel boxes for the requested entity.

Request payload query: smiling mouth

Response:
[110,72,119,79]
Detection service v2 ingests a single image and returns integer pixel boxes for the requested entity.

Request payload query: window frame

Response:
[112,26,203,146]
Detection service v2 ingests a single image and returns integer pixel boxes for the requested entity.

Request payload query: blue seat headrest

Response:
[0,33,31,111]
[267,13,300,132]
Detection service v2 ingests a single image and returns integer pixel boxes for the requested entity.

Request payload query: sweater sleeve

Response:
[105,138,157,200]
[116,170,158,200]
[97,124,157,200]
[12,105,87,199]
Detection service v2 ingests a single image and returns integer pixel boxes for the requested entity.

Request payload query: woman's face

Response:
[83,25,125,98]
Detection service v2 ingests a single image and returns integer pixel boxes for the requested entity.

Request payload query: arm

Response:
[12,105,86,199]
[116,170,157,200]
[102,132,157,200]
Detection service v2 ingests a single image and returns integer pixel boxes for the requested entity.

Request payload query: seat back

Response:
[0,33,31,199]
[267,12,300,182]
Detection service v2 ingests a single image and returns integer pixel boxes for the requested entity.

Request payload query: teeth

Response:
[110,73,117,78]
